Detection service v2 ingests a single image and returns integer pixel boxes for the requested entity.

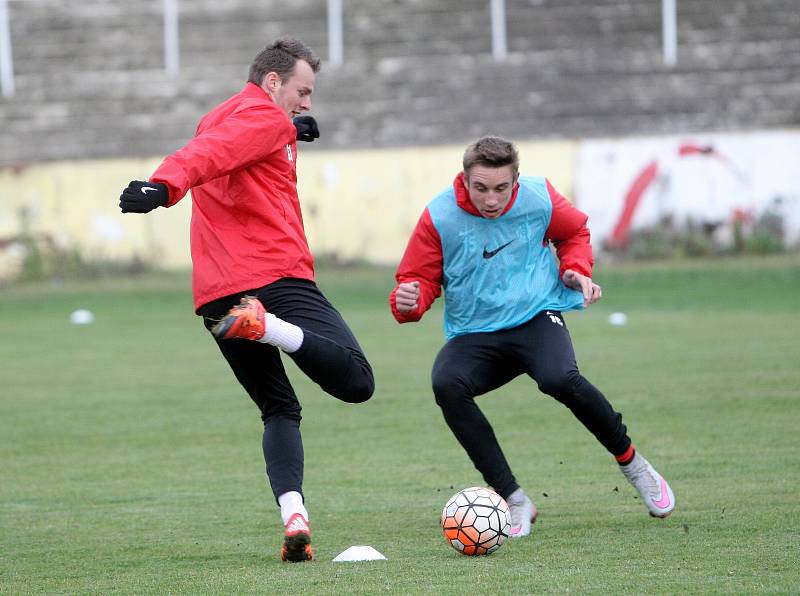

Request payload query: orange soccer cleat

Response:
[280,512,314,563]
[210,296,266,341]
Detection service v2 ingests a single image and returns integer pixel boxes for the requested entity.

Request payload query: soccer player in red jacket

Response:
[119,37,374,563]
[390,136,675,536]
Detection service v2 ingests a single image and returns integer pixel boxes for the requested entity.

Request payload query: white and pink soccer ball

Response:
[441,486,511,556]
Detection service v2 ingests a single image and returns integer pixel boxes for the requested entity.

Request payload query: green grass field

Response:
[2,255,799,594]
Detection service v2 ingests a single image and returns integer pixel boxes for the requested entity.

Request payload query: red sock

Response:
[615,445,636,466]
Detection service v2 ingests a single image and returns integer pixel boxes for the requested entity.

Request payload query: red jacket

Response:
[150,83,314,311]
[390,173,593,323]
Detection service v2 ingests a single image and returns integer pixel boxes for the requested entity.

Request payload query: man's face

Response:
[464,164,517,219]
[263,59,315,117]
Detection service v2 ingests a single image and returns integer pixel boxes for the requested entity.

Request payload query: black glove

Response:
[119,181,169,213]
[293,116,320,142]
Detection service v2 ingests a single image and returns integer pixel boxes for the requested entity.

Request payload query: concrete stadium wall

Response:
[1,0,799,165]
[2,128,798,281]
[0,139,578,278]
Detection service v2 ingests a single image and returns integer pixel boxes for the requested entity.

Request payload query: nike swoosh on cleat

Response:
[140,186,159,194]
[652,477,671,509]
[483,240,514,259]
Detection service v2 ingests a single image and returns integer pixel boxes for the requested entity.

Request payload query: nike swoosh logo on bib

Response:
[483,240,514,259]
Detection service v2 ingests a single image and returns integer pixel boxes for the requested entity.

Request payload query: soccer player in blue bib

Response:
[389,136,675,537]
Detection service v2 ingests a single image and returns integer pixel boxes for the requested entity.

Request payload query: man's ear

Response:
[262,71,281,94]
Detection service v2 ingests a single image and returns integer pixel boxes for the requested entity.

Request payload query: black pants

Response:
[431,310,631,500]
[199,278,374,501]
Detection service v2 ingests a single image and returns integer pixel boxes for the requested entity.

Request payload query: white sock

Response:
[507,487,527,505]
[278,491,309,526]
[258,313,304,353]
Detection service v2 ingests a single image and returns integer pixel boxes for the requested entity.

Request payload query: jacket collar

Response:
[242,81,273,100]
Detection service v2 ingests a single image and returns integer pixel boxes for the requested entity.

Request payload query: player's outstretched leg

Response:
[211,294,372,403]
[280,512,314,562]
[619,452,675,518]
[506,488,538,538]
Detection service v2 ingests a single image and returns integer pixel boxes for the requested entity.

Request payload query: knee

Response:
[432,371,471,410]
[536,367,582,399]
[261,407,302,424]
[350,371,375,403]
[337,368,374,404]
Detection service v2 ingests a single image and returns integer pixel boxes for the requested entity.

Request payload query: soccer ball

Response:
[441,486,511,555]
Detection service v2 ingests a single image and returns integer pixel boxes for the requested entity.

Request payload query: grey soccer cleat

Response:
[507,489,538,538]
[620,452,675,518]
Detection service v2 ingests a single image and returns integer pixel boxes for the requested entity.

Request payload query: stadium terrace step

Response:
[1,0,798,165]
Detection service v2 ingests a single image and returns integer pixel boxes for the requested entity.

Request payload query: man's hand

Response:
[395,281,420,313]
[293,116,320,142]
[562,269,602,308]
[119,181,169,214]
